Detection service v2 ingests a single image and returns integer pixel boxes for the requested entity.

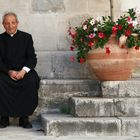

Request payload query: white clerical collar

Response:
[10,34,14,37]
[8,30,17,37]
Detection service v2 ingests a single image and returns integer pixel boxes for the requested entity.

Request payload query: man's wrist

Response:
[21,69,26,74]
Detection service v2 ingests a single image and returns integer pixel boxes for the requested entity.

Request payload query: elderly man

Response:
[0,12,40,129]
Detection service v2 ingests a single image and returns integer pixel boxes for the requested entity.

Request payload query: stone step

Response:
[41,113,140,136]
[101,80,140,97]
[39,79,100,96]
[70,97,140,117]
[35,79,101,117]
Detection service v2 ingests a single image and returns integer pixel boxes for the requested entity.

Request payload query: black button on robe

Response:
[0,30,40,117]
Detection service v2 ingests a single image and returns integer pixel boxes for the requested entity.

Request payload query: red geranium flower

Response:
[135,46,139,50]
[125,29,131,36]
[105,47,111,54]
[98,32,105,38]
[128,23,133,28]
[68,27,77,38]
[89,33,94,39]
[112,26,118,34]
[127,16,132,22]
[70,46,74,51]
[117,25,122,30]
[70,56,75,62]
[120,45,126,48]
[88,42,94,48]
[79,58,86,64]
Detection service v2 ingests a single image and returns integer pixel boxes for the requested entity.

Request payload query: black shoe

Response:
[0,116,9,128]
[19,116,32,129]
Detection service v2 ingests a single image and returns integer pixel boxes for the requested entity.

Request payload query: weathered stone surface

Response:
[36,51,91,79]
[71,97,140,117]
[0,0,31,14]
[1,127,140,140]
[21,15,59,51]
[119,117,140,136]
[35,51,52,78]
[88,0,110,16]
[112,0,140,22]
[35,79,101,116]
[41,113,121,136]
[114,98,140,117]
[113,0,140,18]
[101,80,140,97]
[119,81,140,97]
[64,0,88,13]
[70,97,114,117]
[101,81,120,97]
[39,79,100,96]
[32,0,65,13]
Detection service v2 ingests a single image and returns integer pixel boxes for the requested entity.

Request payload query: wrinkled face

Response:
[2,15,18,34]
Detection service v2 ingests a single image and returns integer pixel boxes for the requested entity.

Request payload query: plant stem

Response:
[110,0,114,21]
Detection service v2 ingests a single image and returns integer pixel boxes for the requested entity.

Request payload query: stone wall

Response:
[0,0,140,79]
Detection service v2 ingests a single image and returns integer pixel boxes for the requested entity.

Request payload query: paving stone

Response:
[0,126,139,140]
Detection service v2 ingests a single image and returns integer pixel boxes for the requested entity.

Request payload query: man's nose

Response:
[9,24,13,28]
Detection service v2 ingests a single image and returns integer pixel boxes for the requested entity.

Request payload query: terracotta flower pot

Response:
[87,35,139,81]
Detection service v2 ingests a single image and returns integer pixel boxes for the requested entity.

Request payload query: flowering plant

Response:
[68,8,140,63]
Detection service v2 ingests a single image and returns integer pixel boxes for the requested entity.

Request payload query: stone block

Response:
[32,0,65,13]
[64,0,88,13]
[0,0,31,14]
[119,81,140,97]
[120,117,140,136]
[70,97,140,117]
[101,80,140,97]
[114,98,140,117]
[70,97,114,117]
[115,0,140,12]
[36,51,90,79]
[18,14,59,51]
[41,113,121,136]
[101,81,120,97]
[51,52,89,79]
[88,0,110,16]
[35,51,52,78]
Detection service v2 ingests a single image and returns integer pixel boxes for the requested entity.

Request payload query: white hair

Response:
[2,12,18,23]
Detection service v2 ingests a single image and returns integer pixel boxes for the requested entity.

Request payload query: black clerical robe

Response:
[0,30,40,117]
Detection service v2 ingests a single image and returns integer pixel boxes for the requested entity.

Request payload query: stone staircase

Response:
[35,79,101,116]
[40,80,140,137]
